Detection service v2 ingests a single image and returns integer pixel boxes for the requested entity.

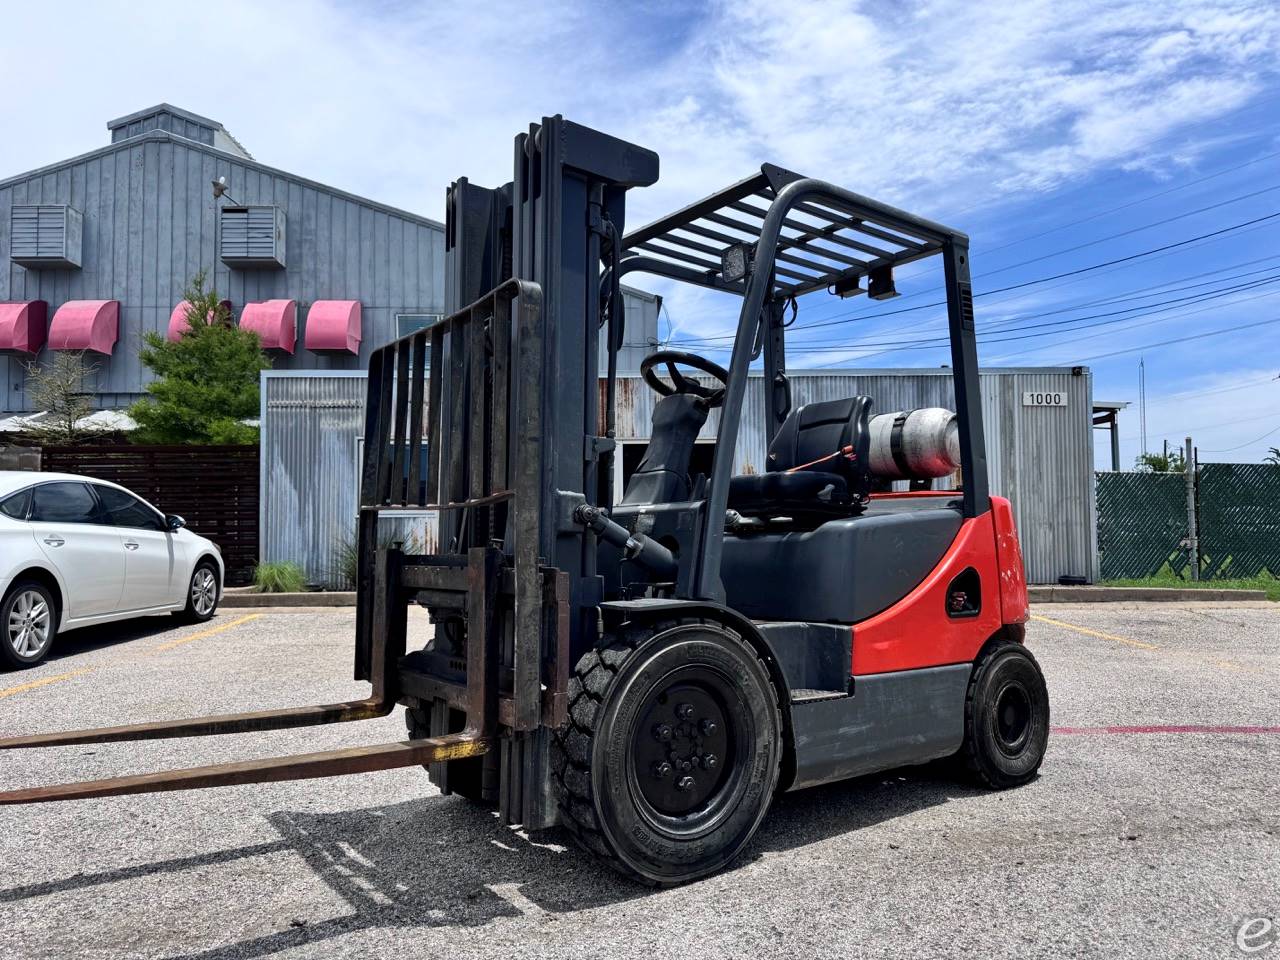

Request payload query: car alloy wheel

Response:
[192,568,218,616]
[7,589,51,659]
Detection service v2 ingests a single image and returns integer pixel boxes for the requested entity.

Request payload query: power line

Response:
[669,254,1280,349]
[1071,315,1280,364]
[976,148,1280,261]
[963,183,1280,280]
[983,283,1280,363]
[1152,373,1280,405]
[776,274,1280,353]
[1202,423,1280,454]
[674,210,1280,344]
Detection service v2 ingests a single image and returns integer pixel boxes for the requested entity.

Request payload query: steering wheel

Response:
[640,350,730,408]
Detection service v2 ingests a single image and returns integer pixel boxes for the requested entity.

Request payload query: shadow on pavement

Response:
[0,765,983,959]
[41,614,181,664]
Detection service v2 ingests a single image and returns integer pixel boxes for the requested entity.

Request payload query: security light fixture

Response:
[721,242,754,283]
[211,176,242,205]
[867,264,898,301]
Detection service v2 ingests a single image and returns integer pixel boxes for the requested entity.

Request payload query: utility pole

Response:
[1185,435,1199,581]
[1139,358,1147,457]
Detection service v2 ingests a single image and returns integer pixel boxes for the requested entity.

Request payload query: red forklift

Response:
[0,117,1049,886]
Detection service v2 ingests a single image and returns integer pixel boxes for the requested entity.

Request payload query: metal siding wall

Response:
[1,136,444,413]
[598,288,660,375]
[261,372,440,587]
[261,374,365,587]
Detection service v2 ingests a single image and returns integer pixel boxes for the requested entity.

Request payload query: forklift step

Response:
[790,688,849,704]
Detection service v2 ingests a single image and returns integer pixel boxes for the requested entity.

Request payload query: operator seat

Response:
[621,393,713,505]
[728,396,873,519]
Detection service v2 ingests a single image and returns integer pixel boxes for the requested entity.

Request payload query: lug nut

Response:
[702,753,718,770]
[652,761,673,779]
[700,718,717,735]
[676,703,694,720]
[682,760,692,771]
[675,775,695,792]
[653,723,673,742]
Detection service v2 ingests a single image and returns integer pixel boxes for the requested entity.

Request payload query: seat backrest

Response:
[621,393,712,505]
[766,396,873,487]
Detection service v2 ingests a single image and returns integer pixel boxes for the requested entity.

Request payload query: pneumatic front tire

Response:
[959,641,1050,789]
[552,618,782,886]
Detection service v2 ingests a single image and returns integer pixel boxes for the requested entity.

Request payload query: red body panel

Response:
[850,495,1030,676]
[991,495,1030,625]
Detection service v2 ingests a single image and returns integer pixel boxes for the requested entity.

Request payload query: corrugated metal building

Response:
[264,366,1095,587]
[0,103,660,412]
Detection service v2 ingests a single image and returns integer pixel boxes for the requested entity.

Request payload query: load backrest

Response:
[766,396,873,487]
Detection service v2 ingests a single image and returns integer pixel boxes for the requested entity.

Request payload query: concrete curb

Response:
[222,591,355,607]
[1028,585,1268,603]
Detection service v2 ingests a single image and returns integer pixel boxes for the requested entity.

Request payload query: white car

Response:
[0,471,223,669]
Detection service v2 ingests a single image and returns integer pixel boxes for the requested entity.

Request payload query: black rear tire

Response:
[552,617,782,886]
[959,640,1050,788]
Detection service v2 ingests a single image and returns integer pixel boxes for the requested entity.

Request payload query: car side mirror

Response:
[166,514,186,531]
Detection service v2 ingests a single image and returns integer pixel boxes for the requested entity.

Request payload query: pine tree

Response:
[129,272,270,444]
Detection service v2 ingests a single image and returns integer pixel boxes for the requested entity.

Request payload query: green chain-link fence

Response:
[1096,471,1190,580]
[1096,463,1280,580]
[1197,463,1280,578]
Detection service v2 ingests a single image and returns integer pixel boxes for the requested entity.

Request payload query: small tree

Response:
[129,272,271,445]
[1266,447,1280,465]
[23,351,100,444]
[1134,449,1186,473]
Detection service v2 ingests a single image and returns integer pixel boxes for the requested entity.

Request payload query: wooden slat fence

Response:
[39,444,258,585]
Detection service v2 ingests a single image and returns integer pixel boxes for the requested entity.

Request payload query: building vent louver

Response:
[219,205,285,269]
[10,204,83,269]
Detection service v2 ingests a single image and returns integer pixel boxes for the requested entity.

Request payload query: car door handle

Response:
[123,541,140,550]
[43,536,65,547]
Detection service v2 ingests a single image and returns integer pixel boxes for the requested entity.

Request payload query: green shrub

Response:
[253,560,308,593]
[334,528,426,588]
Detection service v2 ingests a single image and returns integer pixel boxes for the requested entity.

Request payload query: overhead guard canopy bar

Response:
[622,163,957,299]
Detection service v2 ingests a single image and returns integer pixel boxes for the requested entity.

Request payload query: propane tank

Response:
[867,408,961,480]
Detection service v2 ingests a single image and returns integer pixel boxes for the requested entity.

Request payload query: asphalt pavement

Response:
[0,601,1276,959]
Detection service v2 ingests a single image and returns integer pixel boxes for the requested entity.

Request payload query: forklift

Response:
[0,117,1049,886]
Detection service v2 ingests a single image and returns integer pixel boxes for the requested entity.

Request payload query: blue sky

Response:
[2,0,1278,464]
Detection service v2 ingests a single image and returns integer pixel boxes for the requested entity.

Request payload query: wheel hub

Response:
[633,682,731,816]
[994,683,1032,751]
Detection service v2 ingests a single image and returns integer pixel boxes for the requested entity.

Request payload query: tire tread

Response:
[551,617,782,886]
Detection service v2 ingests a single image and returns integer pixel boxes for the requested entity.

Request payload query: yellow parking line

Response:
[0,614,262,704]
[1030,614,1160,650]
[150,614,262,653]
[0,669,92,701]
[1031,612,1255,673]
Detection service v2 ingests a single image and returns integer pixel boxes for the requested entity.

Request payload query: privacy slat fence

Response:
[1096,463,1280,581]
[1197,463,1280,579]
[1096,471,1190,580]
[39,445,259,585]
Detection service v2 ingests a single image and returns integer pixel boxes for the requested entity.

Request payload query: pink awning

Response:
[167,299,234,341]
[0,301,47,354]
[304,300,362,353]
[239,299,296,353]
[48,300,119,354]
